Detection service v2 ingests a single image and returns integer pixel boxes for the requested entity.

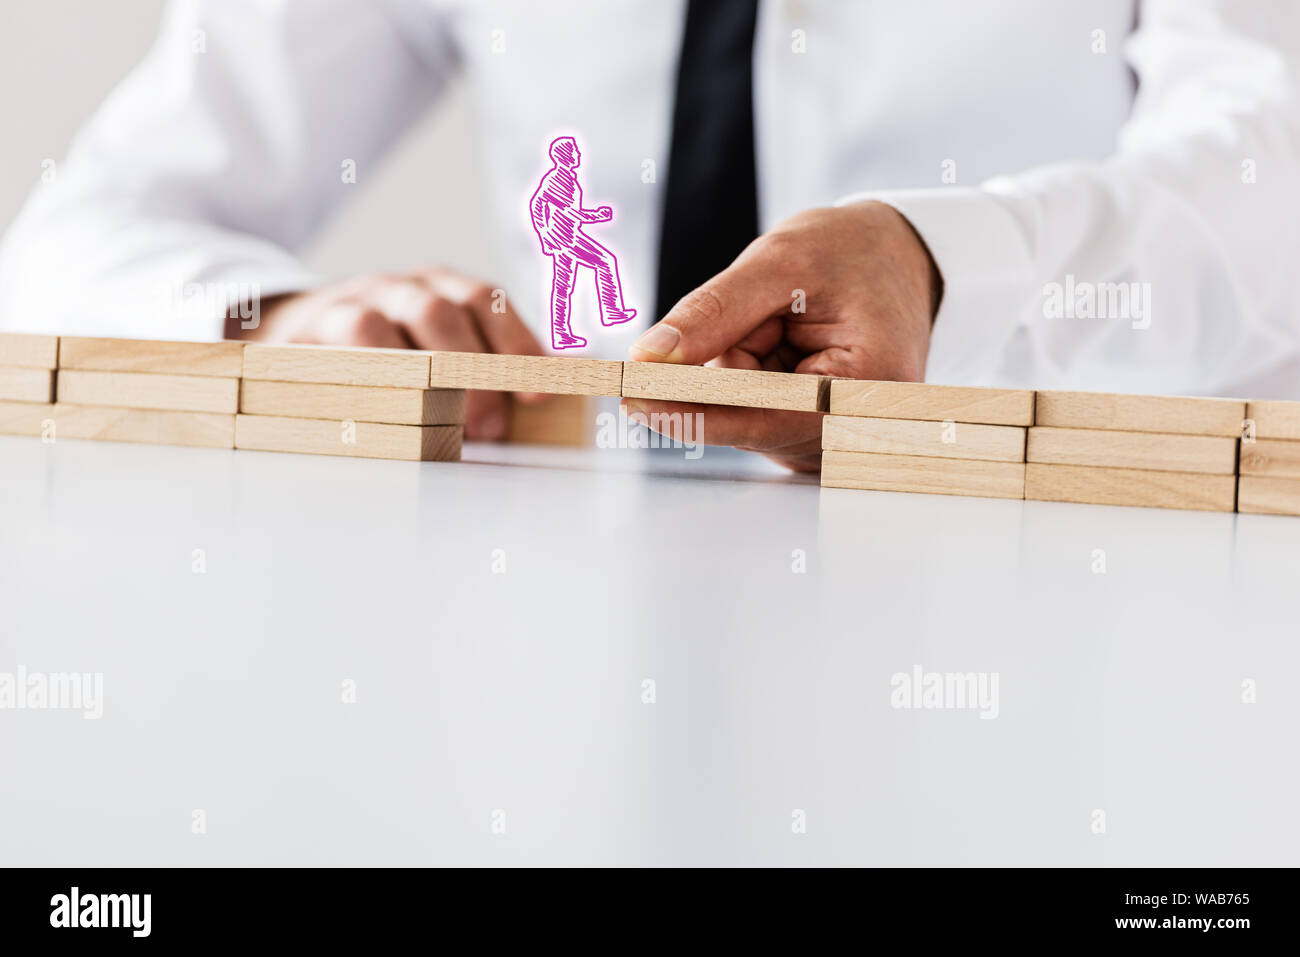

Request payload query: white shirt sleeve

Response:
[0,0,456,341]
[840,0,1300,398]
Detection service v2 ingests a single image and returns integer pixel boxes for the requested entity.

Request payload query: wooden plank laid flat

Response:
[507,394,593,446]
[821,450,1025,500]
[243,344,432,388]
[828,379,1033,425]
[57,370,238,413]
[0,367,55,403]
[1239,438,1300,479]
[822,415,1025,462]
[1246,399,1300,440]
[622,362,828,412]
[1237,476,1300,516]
[46,404,234,448]
[1025,463,1235,512]
[1034,390,1245,436]
[58,336,244,376]
[429,351,623,396]
[0,333,58,369]
[235,415,462,461]
[1027,426,1238,475]
[240,380,466,426]
[0,400,54,436]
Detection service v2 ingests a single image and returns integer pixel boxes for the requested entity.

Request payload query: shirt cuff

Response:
[835,187,1036,384]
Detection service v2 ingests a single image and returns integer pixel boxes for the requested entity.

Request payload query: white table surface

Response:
[0,433,1296,866]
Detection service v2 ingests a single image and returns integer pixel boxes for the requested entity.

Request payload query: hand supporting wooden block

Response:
[622,362,829,412]
[1246,400,1300,440]
[429,351,623,396]
[0,333,58,369]
[0,367,55,403]
[239,380,466,426]
[243,344,432,388]
[235,415,462,461]
[58,337,244,376]
[1027,426,1238,474]
[822,415,1025,462]
[507,394,594,446]
[821,450,1026,499]
[1025,463,1235,512]
[828,379,1033,425]
[1035,390,1245,436]
[1237,476,1300,516]
[1239,438,1300,478]
[57,370,239,413]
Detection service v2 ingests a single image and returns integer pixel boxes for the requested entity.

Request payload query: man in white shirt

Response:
[1,0,1297,471]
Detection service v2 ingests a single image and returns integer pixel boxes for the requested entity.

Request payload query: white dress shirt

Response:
[2,0,1298,398]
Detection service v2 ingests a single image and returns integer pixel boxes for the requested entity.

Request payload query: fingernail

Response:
[630,323,681,358]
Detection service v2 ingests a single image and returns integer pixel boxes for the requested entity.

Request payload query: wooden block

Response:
[0,333,58,369]
[240,380,466,426]
[243,344,431,388]
[822,415,1025,462]
[1246,399,1300,440]
[622,362,828,412]
[828,379,1033,425]
[1035,390,1244,436]
[1239,438,1300,479]
[1025,463,1235,512]
[52,404,234,448]
[0,366,55,403]
[1237,476,1300,516]
[58,336,244,376]
[821,450,1025,500]
[430,351,622,396]
[235,414,461,461]
[0,400,54,436]
[507,394,593,446]
[57,370,238,413]
[1027,426,1237,474]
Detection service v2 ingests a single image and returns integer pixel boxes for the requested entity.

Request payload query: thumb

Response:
[629,248,790,365]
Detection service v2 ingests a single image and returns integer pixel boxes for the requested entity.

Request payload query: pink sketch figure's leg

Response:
[571,234,635,327]
[550,249,587,350]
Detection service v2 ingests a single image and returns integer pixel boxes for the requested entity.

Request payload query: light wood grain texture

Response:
[1237,476,1300,516]
[1035,390,1245,436]
[0,333,58,369]
[822,415,1025,461]
[828,379,1033,425]
[429,351,623,396]
[50,404,234,448]
[58,336,244,376]
[821,450,1026,499]
[0,366,55,403]
[57,370,239,413]
[1028,426,1238,474]
[622,362,828,412]
[507,394,593,446]
[0,400,55,436]
[243,344,432,388]
[1025,463,1235,512]
[1239,438,1300,479]
[240,380,466,425]
[1246,399,1300,440]
[235,414,461,461]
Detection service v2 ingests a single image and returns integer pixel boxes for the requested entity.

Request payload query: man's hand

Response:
[593,205,613,222]
[624,201,941,472]
[229,267,546,440]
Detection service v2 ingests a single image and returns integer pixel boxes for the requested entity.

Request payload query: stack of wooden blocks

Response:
[1239,400,1300,517]
[8,331,1300,518]
[821,380,1035,500]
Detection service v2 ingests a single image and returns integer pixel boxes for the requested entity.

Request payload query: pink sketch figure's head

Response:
[529,136,636,351]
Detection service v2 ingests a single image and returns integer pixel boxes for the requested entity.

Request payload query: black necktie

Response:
[654,0,761,321]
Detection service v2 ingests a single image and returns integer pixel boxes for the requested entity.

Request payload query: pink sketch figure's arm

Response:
[529,180,557,254]
[570,182,613,224]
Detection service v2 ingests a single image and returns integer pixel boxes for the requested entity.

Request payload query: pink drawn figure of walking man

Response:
[530,136,636,350]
